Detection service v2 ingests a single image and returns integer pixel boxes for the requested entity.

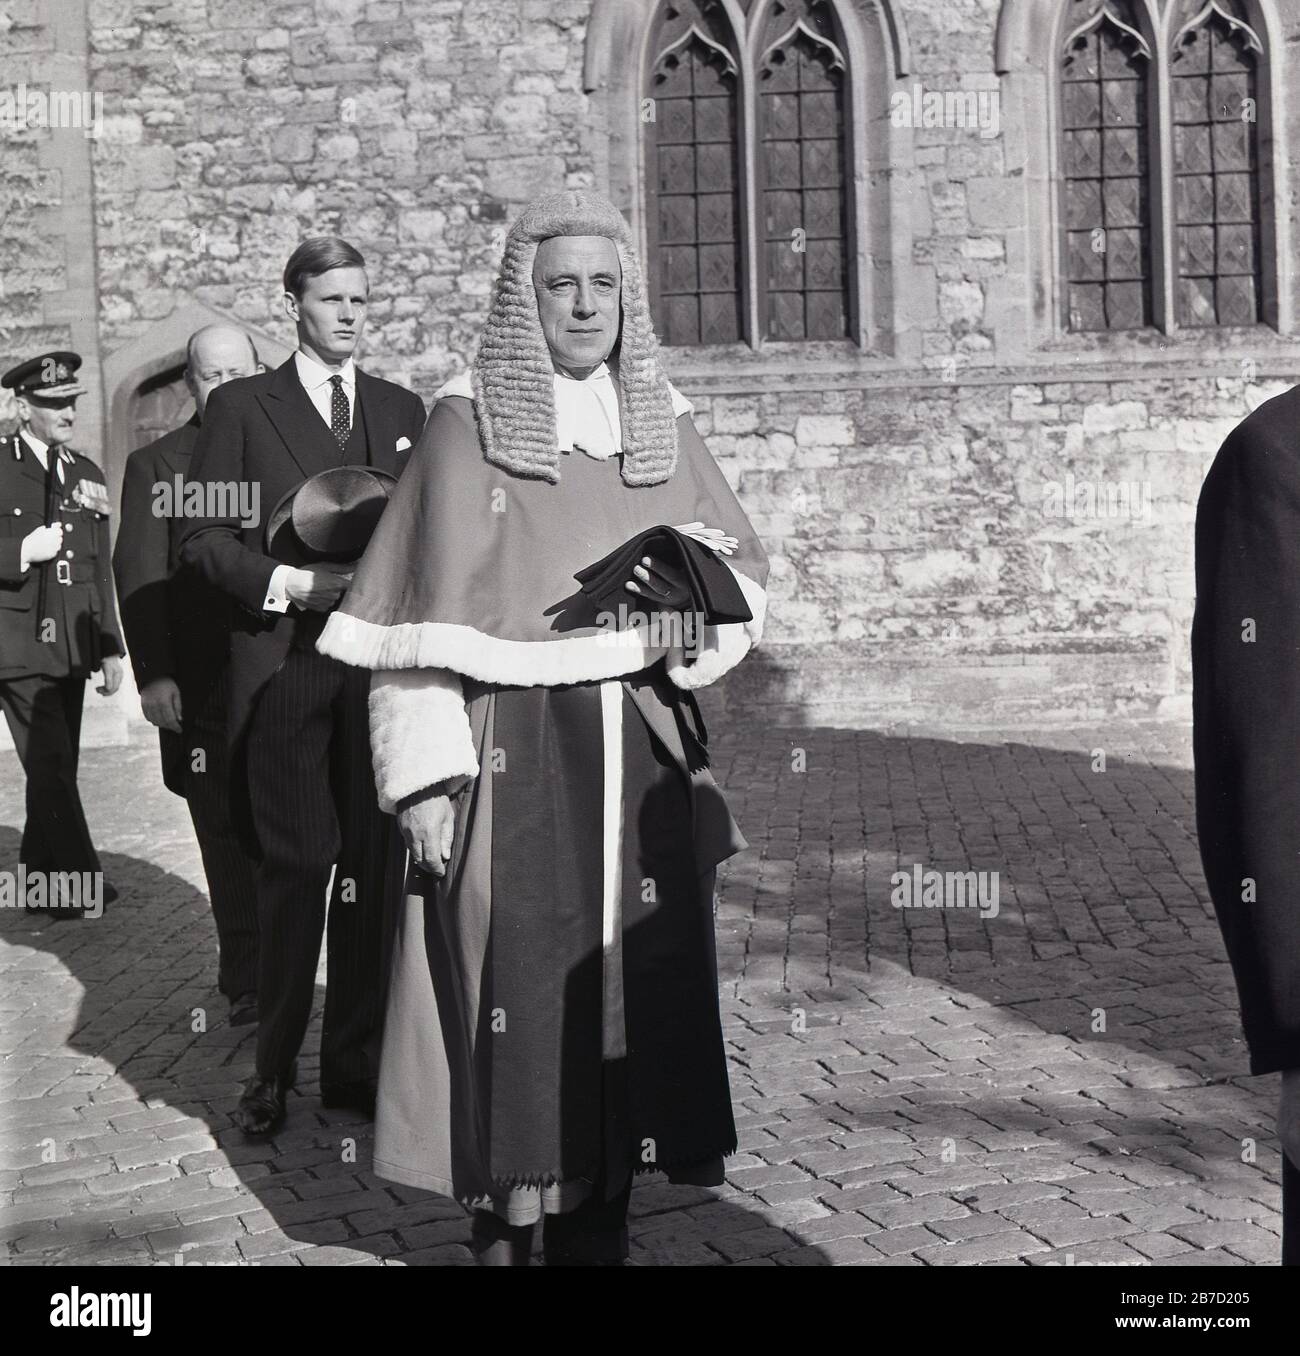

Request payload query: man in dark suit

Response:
[179,238,426,1136]
[113,324,263,1023]
[0,352,124,921]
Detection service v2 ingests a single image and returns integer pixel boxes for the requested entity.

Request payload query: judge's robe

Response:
[1192,384,1300,1264]
[318,384,770,1221]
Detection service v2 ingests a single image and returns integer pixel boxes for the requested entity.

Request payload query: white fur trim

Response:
[369,668,480,814]
[321,609,673,687]
[665,565,767,691]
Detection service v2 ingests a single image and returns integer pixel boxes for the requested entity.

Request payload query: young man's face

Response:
[18,393,77,447]
[286,266,369,365]
[533,235,621,378]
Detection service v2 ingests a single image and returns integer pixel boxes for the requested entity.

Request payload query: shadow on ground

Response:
[0,723,1285,1265]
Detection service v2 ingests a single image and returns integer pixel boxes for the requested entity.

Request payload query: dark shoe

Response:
[23,875,115,921]
[234,1063,296,1138]
[228,993,258,1027]
[320,1080,377,1117]
[471,1210,533,1266]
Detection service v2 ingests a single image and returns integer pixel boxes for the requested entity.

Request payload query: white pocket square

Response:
[395,436,412,451]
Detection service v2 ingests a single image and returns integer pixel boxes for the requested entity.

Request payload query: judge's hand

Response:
[398,791,456,877]
[285,564,353,612]
[1282,1070,1300,1168]
[625,555,692,610]
[140,676,183,732]
[671,522,738,557]
[96,655,124,698]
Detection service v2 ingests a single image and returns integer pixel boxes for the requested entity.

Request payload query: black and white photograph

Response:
[1,0,1298,1323]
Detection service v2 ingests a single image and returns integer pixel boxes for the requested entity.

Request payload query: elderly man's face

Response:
[532,235,621,378]
[186,326,260,419]
[18,394,77,447]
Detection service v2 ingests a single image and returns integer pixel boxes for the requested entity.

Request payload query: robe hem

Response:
[372,1143,739,1201]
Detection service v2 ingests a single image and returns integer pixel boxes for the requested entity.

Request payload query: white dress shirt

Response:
[294,349,356,434]
[264,351,359,613]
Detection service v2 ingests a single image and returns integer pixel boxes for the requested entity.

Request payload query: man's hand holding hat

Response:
[284,563,353,612]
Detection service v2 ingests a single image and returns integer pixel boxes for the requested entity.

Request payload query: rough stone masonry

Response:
[3,0,1300,727]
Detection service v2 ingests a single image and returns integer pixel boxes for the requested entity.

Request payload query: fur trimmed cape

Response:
[317,387,770,811]
[317,392,768,688]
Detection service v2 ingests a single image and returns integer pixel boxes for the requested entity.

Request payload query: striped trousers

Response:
[245,643,397,1085]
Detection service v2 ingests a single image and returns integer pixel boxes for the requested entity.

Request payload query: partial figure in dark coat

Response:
[1192,385,1300,1266]
[113,324,263,1023]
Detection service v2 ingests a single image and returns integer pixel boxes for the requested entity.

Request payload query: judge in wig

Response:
[318,191,770,1265]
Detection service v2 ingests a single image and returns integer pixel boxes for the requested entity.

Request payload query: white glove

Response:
[20,523,64,569]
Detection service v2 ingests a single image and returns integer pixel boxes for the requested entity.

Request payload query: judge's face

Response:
[532,235,621,379]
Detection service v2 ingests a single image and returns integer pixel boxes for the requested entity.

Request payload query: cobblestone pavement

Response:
[0,718,1284,1266]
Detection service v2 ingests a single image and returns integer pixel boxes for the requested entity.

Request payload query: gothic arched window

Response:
[643,0,862,348]
[1061,3,1154,331]
[1170,1,1264,326]
[645,3,744,346]
[1054,0,1272,334]
[757,4,851,340]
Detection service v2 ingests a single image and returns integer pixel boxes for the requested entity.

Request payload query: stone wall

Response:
[3,0,1300,733]
[688,367,1286,727]
[85,0,598,393]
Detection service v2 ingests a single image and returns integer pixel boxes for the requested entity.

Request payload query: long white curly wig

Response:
[470,190,678,486]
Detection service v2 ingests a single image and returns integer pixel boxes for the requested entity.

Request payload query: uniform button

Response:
[65,549,74,559]
[64,521,73,531]
[13,507,21,516]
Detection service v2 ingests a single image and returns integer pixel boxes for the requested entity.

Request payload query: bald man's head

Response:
[185,324,261,418]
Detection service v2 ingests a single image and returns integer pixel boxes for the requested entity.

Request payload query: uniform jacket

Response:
[113,416,234,795]
[177,357,426,765]
[0,429,123,680]
[1193,383,1300,1075]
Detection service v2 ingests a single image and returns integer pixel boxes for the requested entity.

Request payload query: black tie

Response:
[329,374,350,450]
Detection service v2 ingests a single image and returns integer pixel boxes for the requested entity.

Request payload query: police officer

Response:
[0,351,124,918]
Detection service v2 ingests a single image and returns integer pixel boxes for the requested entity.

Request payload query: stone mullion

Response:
[1151,21,1177,334]
[739,36,764,348]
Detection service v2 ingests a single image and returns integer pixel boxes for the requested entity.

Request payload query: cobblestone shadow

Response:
[2,722,1286,1264]
[708,721,1284,1264]
[0,770,795,1265]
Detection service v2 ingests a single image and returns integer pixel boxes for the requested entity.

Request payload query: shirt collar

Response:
[554,361,611,385]
[19,427,50,457]
[295,349,356,393]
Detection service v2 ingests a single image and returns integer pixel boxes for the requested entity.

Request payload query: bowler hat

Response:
[265,466,397,566]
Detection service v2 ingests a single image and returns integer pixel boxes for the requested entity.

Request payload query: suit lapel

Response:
[158,417,200,476]
[255,357,343,478]
[356,369,394,472]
